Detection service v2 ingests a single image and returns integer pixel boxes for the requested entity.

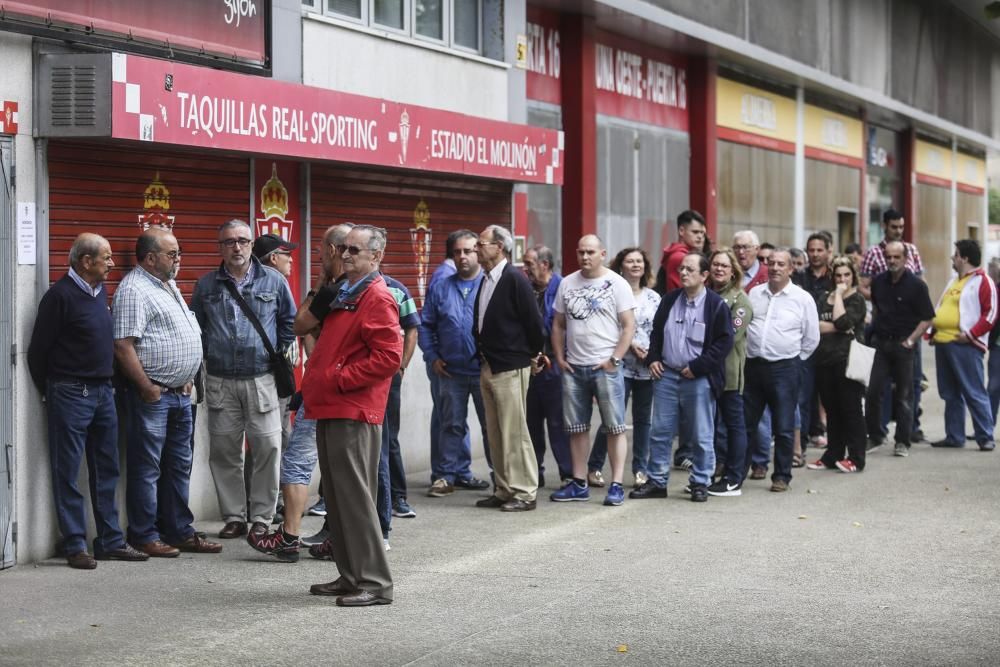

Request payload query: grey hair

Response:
[484,225,514,255]
[733,230,760,247]
[788,247,805,261]
[531,244,555,268]
[68,234,107,267]
[353,224,388,252]
[218,219,252,236]
[325,222,355,246]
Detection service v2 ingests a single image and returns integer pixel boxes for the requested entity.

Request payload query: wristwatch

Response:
[610,356,622,367]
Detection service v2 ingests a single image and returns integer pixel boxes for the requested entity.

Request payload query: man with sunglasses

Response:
[191,220,296,541]
[298,225,402,606]
[112,228,222,557]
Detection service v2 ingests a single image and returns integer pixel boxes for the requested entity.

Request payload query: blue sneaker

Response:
[604,482,625,506]
[550,480,590,502]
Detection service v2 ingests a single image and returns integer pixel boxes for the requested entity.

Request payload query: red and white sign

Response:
[254,160,302,300]
[526,7,562,105]
[3,0,267,65]
[0,101,18,135]
[594,31,688,132]
[111,54,564,185]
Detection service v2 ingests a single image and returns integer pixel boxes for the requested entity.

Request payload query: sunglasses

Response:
[336,244,367,256]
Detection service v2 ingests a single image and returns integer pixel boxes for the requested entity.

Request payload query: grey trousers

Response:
[317,418,393,600]
[206,373,282,525]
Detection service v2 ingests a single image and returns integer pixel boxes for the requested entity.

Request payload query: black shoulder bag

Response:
[223,281,296,399]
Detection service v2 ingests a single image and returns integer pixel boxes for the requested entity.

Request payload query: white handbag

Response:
[845,339,876,386]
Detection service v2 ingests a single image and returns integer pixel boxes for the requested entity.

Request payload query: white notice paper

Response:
[17,201,36,265]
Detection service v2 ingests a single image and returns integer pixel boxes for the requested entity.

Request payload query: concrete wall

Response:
[301,17,509,120]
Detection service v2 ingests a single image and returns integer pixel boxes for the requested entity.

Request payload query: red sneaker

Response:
[835,459,859,473]
[247,528,300,562]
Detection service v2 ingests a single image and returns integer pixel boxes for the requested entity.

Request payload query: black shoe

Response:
[500,498,537,512]
[475,495,505,508]
[454,477,490,490]
[866,438,884,451]
[95,544,150,561]
[336,590,392,607]
[910,429,926,443]
[538,470,545,489]
[690,485,708,502]
[706,479,742,497]
[628,481,667,499]
[930,439,964,448]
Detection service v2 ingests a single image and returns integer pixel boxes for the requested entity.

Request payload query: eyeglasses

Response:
[219,238,252,248]
[336,244,367,256]
[155,250,183,260]
[732,244,756,252]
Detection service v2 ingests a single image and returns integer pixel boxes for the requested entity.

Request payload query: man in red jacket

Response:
[657,210,707,294]
[296,224,403,606]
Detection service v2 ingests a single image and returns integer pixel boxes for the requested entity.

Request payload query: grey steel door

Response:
[0,136,13,569]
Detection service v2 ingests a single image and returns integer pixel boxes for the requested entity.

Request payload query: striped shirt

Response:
[860,240,923,278]
[112,265,203,387]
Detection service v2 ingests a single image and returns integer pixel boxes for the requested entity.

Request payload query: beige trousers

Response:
[480,363,538,502]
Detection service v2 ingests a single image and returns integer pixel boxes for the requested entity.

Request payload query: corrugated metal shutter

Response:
[309,164,512,307]
[0,136,14,569]
[48,140,250,296]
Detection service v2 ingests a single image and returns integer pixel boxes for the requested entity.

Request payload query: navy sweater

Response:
[27,274,115,391]
[646,287,734,398]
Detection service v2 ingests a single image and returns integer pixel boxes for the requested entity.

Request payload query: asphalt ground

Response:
[2,351,1000,666]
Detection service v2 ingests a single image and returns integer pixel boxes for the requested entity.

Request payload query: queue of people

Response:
[27,206,999,610]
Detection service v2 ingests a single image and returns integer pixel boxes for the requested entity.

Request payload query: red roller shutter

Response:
[48,140,250,296]
[309,164,512,308]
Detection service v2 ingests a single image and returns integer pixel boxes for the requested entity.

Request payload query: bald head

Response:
[69,233,114,285]
[321,222,355,278]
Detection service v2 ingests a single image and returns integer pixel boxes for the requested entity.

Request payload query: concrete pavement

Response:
[3,359,1000,665]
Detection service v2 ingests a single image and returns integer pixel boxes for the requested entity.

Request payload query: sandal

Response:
[792,452,805,468]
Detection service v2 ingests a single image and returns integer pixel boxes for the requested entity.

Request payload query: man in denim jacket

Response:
[190,219,296,540]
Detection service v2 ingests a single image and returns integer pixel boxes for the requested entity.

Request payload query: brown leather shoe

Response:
[500,498,537,512]
[750,465,767,480]
[218,521,247,539]
[770,480,789,493]
[132,540,180,558]
[475,495,505,508]
[67,551,97,569]
[249,521,268,537]
[95,544,149,561]
[170,533,223,554]
[336,590,392,606]
[310,578,354,596]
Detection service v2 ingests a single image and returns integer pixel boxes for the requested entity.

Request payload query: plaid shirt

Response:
[112,266,203,387]
[860,239,923,278]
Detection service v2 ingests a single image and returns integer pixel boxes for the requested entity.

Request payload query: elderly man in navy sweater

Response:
[630,253,734,503]
[28,233,148,569]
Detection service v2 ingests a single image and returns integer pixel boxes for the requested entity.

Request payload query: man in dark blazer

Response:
[472,225,546,511]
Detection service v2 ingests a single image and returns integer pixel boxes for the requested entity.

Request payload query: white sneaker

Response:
[383,539,391,551]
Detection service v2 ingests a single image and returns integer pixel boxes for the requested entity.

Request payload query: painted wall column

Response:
[793,86,805,248]
[902,127,917,242]
[687,56,717,238]
[559,13,597,272]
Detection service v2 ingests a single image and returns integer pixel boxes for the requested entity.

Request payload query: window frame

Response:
[449,0,481,55]
[371,0,409,36]
[412,0,448,47]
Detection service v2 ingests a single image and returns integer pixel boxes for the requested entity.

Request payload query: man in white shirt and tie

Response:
[743,249,820,492]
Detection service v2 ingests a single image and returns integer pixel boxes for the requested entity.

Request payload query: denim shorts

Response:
[562,364,627,435]
[280,403,318,486]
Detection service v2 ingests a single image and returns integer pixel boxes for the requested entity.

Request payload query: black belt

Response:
[49,375,111,384]
[152,379,187,393]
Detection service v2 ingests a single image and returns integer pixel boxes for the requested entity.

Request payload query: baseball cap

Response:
[252,233,298,261]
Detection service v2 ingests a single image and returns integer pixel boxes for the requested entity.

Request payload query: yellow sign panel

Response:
[956,153,986,189]
[716,78,797,145]
[914,139,953,179]
[803,105,863,159]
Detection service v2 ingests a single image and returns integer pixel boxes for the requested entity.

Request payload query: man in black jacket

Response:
[472,225,546,511]
[630,253,734,502]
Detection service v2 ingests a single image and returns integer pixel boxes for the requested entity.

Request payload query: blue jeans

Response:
[748,407,772,468]
[383,373,407,501]
[125,387,195,545]
[588,377,654,475]
[281,404,317,486]
[989,344,1000,422]
[427,362,472,483]
[743,358,800,483]
[714,390,748,484]
[47,379,125,555]
[377,430,391,539]
[647,370,717,488]
[435,373,490,483]
[935,343,995,445]
[562,364,627,434]
[526,367,572,480]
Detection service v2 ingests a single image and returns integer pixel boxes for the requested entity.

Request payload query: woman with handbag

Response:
[807,256,869,473]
